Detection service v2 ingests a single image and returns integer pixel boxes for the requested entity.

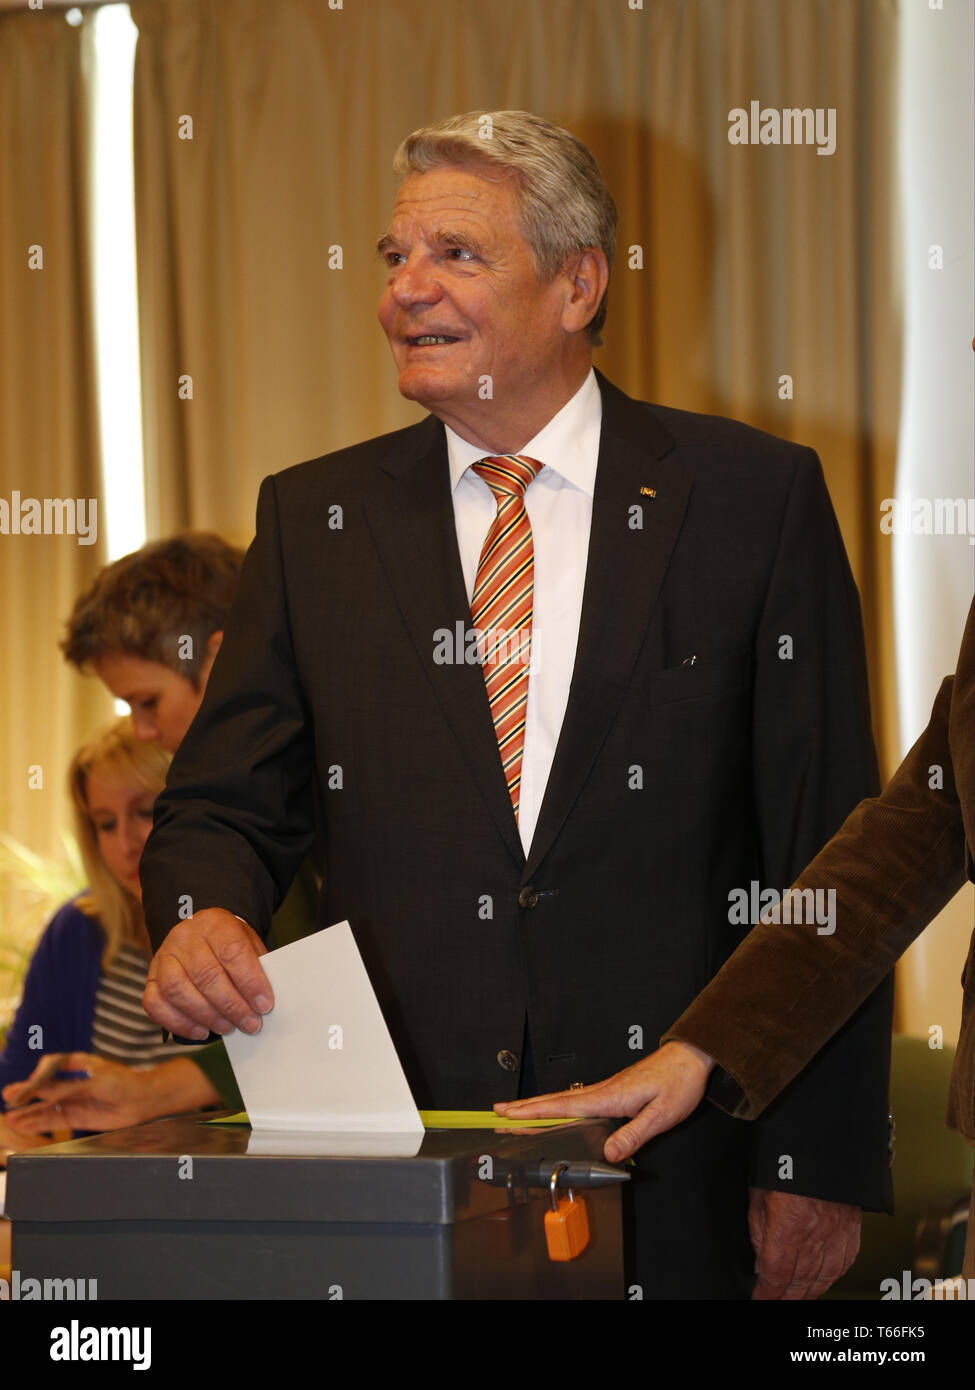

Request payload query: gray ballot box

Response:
[7,1115,627,1299]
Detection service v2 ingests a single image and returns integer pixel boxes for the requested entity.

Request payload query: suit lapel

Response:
[524,373,692,879]
[362,417,525,867]
[361,375,693,879]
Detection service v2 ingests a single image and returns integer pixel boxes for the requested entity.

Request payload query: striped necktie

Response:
[470,453,543,822]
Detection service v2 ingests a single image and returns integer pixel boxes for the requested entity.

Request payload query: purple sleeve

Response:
[0,901,102,1109]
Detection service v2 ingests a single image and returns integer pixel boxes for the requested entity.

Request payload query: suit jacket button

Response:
[497,1050,519,1072]
[518,885,539,909]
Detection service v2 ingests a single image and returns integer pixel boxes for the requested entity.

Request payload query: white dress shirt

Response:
[445,368,602,856]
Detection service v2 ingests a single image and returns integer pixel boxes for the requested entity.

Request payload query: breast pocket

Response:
[648,649,753,706]
[634,650,753,791]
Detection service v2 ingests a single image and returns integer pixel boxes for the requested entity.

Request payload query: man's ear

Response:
[207,629,224,660]
[560,248,610,335]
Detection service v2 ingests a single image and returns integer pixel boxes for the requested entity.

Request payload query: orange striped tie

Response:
[470,454,542,821]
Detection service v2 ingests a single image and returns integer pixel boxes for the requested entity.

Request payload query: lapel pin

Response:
[639,486,657,497]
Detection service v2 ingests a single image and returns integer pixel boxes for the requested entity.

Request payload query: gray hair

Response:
[393,110,617,345]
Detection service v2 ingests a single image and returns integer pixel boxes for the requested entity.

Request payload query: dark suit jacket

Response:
[667,596,975,1144]
[141,370,893,1296]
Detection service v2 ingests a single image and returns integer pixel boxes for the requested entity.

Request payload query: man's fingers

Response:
[806,1232,858,1301]
[775,1261,825,1302]
[495,1085,611,1120]
[200,917,274,1014]
[496,1053,707,1161]
[786,1212,860,1300]
[144,956,236,1037]
[502,1088,688,1163]
[143,968,235,1039]
[751,1223,800,1301]
[494,1089,569,1114]
[802,1272,839,1302]
[141,911,273,1037]
[148,937,263,1035]
[752,1229,818,1300]
[843,1221,861,1276]
[167,931,262,1029]
[753,1276,801,1300]
[814,1235,852,1292]
[141,978,214,1040]
[752,1256,798,1301]
[749,1194,861,1301]
[603,1100,677,1161]
[755,1263,827,1301]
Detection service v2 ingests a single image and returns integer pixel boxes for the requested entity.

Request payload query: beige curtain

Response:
[0,10,112,986]
[131,0,901,788]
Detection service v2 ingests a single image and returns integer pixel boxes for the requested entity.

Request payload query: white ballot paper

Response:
[223,920,424,1139]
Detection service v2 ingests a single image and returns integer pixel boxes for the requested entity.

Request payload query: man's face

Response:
[93,653,204,754]
[377,166,582,451]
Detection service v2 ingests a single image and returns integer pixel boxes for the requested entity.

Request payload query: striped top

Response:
[90,942,201,1066]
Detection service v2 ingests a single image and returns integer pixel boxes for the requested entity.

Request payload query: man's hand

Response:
[143,908,273,1040]
[748,1188,861,1299]
[2,1053,222,1135]
[494,1040,715,1162]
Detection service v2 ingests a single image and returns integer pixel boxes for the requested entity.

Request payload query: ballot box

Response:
[6,1115,626,1299]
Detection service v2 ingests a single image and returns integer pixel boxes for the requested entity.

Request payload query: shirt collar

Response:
[445,368,601,499]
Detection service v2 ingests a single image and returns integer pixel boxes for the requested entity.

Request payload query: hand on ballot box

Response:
[3,1052,220,1135]
[495,1039,716,1162]
[143,908,274,1040]
[497,1041,863,1299]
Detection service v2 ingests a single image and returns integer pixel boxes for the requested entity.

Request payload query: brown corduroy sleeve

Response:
[663,673,967,1121]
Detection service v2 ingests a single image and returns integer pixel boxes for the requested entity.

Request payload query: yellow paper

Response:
[206,1109,578,1130]
[420,1110,579,1129]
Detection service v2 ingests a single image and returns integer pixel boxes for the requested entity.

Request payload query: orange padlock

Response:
[544,1161,590,1261]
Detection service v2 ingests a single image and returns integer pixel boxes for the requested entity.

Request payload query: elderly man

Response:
[140,110,892,1300]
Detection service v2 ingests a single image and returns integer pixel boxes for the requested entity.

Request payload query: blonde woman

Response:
[0,718,219,1146]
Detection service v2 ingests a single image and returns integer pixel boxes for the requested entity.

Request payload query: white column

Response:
[893,0,974,1042]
